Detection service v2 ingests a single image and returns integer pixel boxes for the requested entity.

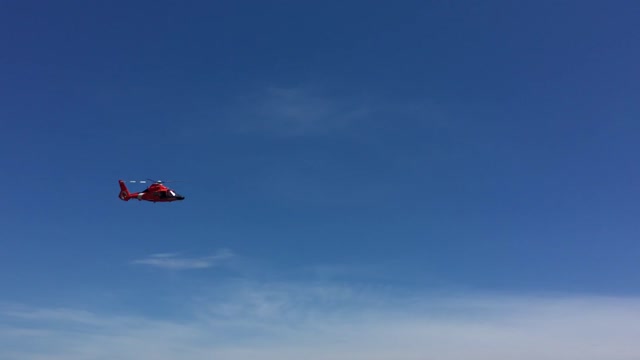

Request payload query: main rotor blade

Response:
[146,178,183,184]
[125,179,184,184]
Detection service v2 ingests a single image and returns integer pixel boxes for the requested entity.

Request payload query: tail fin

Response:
[118,180,130,201]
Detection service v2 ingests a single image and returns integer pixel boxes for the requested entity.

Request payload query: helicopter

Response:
[118,179,185,203]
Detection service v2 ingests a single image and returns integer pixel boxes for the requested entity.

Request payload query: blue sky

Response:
[2,1,640,358]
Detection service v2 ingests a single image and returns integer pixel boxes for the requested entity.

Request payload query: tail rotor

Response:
[118,180,131,201]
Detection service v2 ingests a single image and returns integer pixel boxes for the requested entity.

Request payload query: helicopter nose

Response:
[177,195,185,200]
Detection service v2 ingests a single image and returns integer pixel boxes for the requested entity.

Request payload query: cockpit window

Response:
[169,190,176,197]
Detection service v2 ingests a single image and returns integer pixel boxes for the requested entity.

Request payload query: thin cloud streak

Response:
[230,86,371,137]
[130,249,234,270]
[2,281,640,360]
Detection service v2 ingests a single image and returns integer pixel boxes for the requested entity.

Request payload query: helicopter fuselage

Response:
[118,180,185,202]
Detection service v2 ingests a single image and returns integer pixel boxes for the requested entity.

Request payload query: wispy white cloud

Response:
[2,280,640,360]
[230,86,371,137]
[130,249,234,270]
[180,84,450,146]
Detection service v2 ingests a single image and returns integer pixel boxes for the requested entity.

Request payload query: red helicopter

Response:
[118,179,185,202]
